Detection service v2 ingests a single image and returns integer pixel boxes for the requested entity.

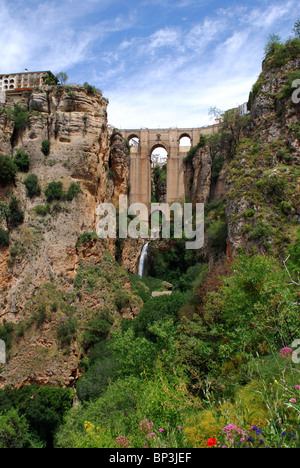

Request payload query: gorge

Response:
[0,33,299,449]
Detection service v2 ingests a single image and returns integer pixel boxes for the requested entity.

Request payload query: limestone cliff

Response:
[226,57,300,254]
[0,85,141,388]
[182,55,299,259]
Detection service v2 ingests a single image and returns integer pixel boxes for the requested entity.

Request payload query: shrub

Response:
[83,82,101,95]
[14,149,30,172]
[45,181,63,203]
[41,139,50,156]
[8,197,24,228]
[76,231,98,248]
[0,154,18,186]
[0,228,9,247]
[277,70,300,100]
[57,318,78,347]
[13,104,29,132]
[34,204,50,216]
[66,182,82,201]
[24,174,41,198]
[0,408,33,448]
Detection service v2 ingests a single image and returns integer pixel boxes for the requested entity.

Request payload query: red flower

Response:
[207,437,217,447]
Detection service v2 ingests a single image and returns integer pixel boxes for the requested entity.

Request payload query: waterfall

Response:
[138,243,149,277]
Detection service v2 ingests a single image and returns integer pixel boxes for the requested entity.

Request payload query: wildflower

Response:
[115,436,130,448]
[150,433,156,438]
[158,428,164,433]
[177,426,182,430]
[207,437,217,447]
[290,398,296,403]
[280,348,293,360]
[295,385,300,390]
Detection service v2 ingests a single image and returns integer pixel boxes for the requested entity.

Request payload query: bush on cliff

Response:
[0,154,18,186]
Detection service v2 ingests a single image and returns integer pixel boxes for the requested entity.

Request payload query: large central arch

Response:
[120,125,219,205]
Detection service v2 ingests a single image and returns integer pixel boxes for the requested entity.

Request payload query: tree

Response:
[0,154,18,186]
[264,34,282,57]
[292,19,300,38]
[41,139,50,156]
[0,408,32,448]
[208,106,223,121]
[45,181,64,203]
[56,72,68,85]
[14,149,30,172]
[8,196,24,228]
[24,174,41,198]
[0,228,9,247]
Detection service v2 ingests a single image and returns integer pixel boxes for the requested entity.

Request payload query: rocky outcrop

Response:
[109,129,130,202]
[183,146,212,205]
[0,85,142,389]
[226,57,300,254]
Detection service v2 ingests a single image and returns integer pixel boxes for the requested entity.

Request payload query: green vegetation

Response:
[14,149,30,172]
[24,174,41,198]
[57,318,78,347]
[0,154,18,186]
[83,82,101,96]
[66,182,82,201]
[0,386,73,447]
[34,204,50,216]
[41,139,50,156]
[45,181,63,202]
[45,181,82,203]
[55,72,68,85]
[0,228,9,247]
[13,104,29,132]
[183,135,207,163]
[7,196,24,228]
[76,231,98,248]
[0,24,299,450]
[248,24,300,110]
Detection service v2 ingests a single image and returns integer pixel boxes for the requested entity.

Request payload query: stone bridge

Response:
[120,125,220,205]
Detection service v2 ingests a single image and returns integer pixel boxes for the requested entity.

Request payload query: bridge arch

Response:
[120,125,220,205]
[127,134,140,146]
[179,133,192,147]
[150,143,168,157]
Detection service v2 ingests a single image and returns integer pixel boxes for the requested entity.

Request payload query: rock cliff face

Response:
[226,57,300,254]
[183,146,212,205]
[182,56,299,259]
[109,129,130,203]
[0,85,140,388]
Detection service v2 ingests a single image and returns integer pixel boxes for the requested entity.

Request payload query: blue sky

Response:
[0,0,298,128]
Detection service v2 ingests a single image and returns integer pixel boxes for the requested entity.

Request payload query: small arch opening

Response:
[179,135,192,148]
[128,136,140,147]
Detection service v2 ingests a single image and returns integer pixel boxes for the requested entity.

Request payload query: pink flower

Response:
[290,398,296,403]
[159,428,164,433]
[177,426,182,430]
[295,385,300,390]
[150,432,156,438]
[280,348,293,360]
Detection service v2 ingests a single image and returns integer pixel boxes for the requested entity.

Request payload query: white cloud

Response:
[0,0,298,128]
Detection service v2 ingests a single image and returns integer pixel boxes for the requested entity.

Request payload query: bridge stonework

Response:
[120,125,220,205]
